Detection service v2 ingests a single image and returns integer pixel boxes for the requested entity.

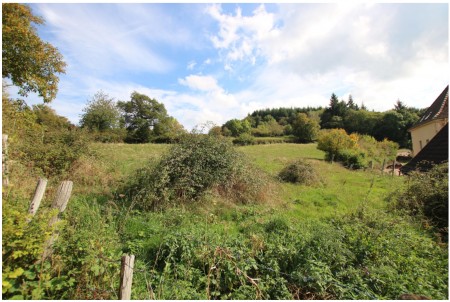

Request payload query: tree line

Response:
[217,93,426,149]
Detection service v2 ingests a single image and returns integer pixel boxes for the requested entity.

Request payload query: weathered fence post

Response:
[27,178,48,222]
[2,134,9,187]
[42,181,73,259]
[119,254,135,300]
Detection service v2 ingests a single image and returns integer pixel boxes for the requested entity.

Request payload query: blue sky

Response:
[6,3,449,130]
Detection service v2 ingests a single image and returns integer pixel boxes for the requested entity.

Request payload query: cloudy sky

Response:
[8,2,449,130]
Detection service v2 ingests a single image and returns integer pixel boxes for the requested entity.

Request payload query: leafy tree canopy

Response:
[292,112,320,143]
[80,91,121,131]
[2,3,66,102]
[117,92,169,143]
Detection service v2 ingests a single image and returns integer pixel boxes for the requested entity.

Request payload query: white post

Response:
[119,254,135,300]
[28,178,48,216]
[42,181,73,259]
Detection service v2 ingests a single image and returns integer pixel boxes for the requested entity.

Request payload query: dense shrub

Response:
[393,163,448,240]
[87,128,127,143]
[118,133,273,210]
[335,149,368,169]
[3,96,90,177]
[317,129,398,169]
[232,133,255,146]
[317,129,357,161]
[278,159,321,185]
[24,129,90,177]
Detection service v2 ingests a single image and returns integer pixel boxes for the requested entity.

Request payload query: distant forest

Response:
[217,94,426,149]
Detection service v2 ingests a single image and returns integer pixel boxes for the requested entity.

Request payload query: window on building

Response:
[419,140,423,150]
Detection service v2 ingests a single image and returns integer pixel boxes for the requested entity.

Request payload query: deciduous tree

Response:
[80,91,121,131]
[2,3,66,102]
[117,92,169,143]
[292,113,320,143]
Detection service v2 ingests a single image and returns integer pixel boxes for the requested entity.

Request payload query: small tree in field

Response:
[317,128,357,162]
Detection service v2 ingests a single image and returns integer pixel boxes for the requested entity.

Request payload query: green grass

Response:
[90,142,404,220]
[91,142,170,176]
[238,143,403,219]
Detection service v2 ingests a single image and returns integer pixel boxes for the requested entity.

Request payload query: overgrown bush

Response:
[24,129,90,177]
[3,97,90,177]
[278,159,321,185]
[118,133,273,210]
[87,128,127,143]
[232,133,255,146]
[317,129,398,169]
[336,149,368,169]
[393,163,448,240]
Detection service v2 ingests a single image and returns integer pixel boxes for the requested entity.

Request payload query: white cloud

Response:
[179,75,222,92]
[207,4,278,66]
[36,3,187,75]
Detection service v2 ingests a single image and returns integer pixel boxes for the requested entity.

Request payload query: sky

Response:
[6,2,449,131]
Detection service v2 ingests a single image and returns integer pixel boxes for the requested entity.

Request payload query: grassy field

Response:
[91,142,403,220]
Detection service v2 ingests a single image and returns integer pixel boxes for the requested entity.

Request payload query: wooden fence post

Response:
[42,181,73,259]
[2,134,9,187]
[119,254,135,300]
[27,178,48,222]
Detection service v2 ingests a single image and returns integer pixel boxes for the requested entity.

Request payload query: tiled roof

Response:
[410,85,448,130]
[401,123,448,174]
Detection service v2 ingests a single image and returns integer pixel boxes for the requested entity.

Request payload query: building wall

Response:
[410,119,447,156]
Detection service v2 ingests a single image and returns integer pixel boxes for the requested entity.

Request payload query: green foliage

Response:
[223,119,251,137]
[393,163,448,239]
[118,133,272,210]
[251,117,284,137]
[33,104,71,130]
[278,159,322,185]
[374,109,419,148]
[87,128,127,143]
[120,207,448,300]
[2,95,90,177]
[2,196,59,299]
[336,149,368,169]
[2,3,66,102]
[317,128,357,160]
[51,196,122,299]
[23,128,90,177]
[80,91,122,132]
[344,110,382,136]
[117,92,169,143]
[232,133,255,146]
[317,129,398,169]
[152,116,187,143]
[291,112,320,143]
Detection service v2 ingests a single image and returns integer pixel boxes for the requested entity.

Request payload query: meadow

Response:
[3,142,447,299]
